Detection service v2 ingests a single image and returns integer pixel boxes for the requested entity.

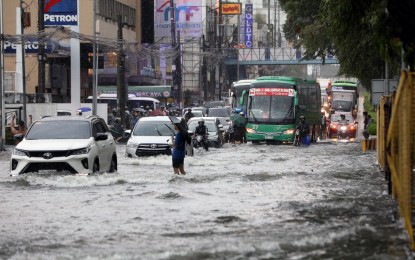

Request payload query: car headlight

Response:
[246,128,257,134]
[283,129,295,135]
[13,148,28,157]
[127,140,139,149]
[69,146,91,156]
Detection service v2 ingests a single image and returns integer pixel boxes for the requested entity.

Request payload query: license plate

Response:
[265,135,273,140]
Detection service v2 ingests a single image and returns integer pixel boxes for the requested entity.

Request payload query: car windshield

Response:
[331,114,353,122]
[26,121,91,139]
[332,100,352,110]
[133,120,174,136]
[188,120,217,133]
[208,108,229,117]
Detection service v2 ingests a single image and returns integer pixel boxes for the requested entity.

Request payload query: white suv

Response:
[125,116,194,157]
[10,116,117,176]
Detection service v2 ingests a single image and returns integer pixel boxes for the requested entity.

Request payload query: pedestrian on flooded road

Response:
[172,123,186,175]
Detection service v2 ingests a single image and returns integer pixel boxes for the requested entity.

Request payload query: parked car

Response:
[10,116,117,176]
[217,117,232,143]
[207,107,231,123]
[327,113,357,138]
[187,117,225,148]
[125,116,194,157]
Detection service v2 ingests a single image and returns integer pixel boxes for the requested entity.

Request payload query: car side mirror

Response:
[123,130,131,139]
[95,133,108,141]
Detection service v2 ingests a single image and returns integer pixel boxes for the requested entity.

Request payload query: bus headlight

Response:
[246,128,257,134]
[283,129,295,135]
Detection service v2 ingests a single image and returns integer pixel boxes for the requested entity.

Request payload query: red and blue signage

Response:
[44,0,78,26]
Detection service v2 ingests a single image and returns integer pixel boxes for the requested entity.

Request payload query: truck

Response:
[330,89,357,117]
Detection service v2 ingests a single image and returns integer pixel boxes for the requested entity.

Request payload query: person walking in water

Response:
[172,124,186,175]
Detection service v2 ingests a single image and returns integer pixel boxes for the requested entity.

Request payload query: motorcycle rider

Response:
[338,114,348,124]
[194,119,209,151]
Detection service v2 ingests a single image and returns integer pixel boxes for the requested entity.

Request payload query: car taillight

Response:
[330,124,337,129]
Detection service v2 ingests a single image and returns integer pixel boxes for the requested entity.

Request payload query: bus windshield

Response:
[231,80,254,111]
[248,87,295,123]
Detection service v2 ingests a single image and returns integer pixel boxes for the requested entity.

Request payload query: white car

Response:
[125,116,194,157]
[10,116,117,176]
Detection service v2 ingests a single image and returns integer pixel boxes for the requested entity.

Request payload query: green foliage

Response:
[367,123,377,135]
[279,0,408,88]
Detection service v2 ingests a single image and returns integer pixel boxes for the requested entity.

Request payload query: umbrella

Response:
[133,107,146,113]
[77,107,92,112]
[148,109,164,116]
[230,113,246,127]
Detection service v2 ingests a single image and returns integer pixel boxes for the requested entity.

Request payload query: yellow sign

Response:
[221,3,242,15]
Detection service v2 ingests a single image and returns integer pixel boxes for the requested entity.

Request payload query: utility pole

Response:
[202,35,208,102]
[176,31,182,108]
[218,0,222,100]
[38,0,45,94]
[0,0,5,151]
[92,0,97,115]
[20,0,27,128]
[117,14,126,127]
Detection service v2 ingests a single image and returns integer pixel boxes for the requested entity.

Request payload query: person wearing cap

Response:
[296,116,310,144]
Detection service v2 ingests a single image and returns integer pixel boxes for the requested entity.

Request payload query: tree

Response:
[280,0,406,88]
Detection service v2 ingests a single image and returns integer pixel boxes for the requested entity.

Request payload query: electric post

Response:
[38,0,45,94]
[218,0,222,100]
[117,14,126,127]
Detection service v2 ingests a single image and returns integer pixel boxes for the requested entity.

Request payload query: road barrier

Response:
[378,71,415,249]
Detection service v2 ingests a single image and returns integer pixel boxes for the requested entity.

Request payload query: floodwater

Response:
[0,142,412,259]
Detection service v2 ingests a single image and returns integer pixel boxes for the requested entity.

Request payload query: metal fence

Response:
[378,71,415,249]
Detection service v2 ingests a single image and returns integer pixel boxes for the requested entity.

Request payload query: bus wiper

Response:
[248,109,259,123]
[282,108,293,122]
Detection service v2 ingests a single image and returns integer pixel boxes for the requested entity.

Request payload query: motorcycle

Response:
[337,121,349,140]
[193,134,209,151]
[293,128,301,146]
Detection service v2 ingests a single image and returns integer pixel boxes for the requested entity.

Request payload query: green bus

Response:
[230,79,256,114]
[243,76,322,144]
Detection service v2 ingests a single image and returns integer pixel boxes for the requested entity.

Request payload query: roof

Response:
[38,116,100,122]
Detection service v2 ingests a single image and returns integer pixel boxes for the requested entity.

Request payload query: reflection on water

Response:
[0,143,411,259]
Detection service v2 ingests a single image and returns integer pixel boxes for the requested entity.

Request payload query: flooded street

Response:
[0,142,412,259]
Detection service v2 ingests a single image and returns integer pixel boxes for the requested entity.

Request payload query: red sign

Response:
[249,88,295,97]
[221,3,242,15]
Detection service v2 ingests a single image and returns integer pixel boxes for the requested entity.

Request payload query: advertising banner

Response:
[44,0,78,26]
[221,3,242,15]
[155,0,202,38]
[249,88,295,97]
[244,3,253,48]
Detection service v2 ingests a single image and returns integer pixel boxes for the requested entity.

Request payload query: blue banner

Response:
[244,3,253,48]
[44,0,78,26]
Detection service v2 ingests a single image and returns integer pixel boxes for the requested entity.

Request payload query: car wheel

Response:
[109,155,117,173]
[93,159,100,174]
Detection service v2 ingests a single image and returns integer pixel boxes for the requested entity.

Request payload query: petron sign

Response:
[244,3,253,48]
[44,0,78,26]
[221,3,242,15]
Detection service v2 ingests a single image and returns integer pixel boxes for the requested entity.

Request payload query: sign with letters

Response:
[44,0,78,26]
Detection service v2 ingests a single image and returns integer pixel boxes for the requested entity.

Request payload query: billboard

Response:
[44,0,78,26]
[221,3,242,15]
[155,0,202,38]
